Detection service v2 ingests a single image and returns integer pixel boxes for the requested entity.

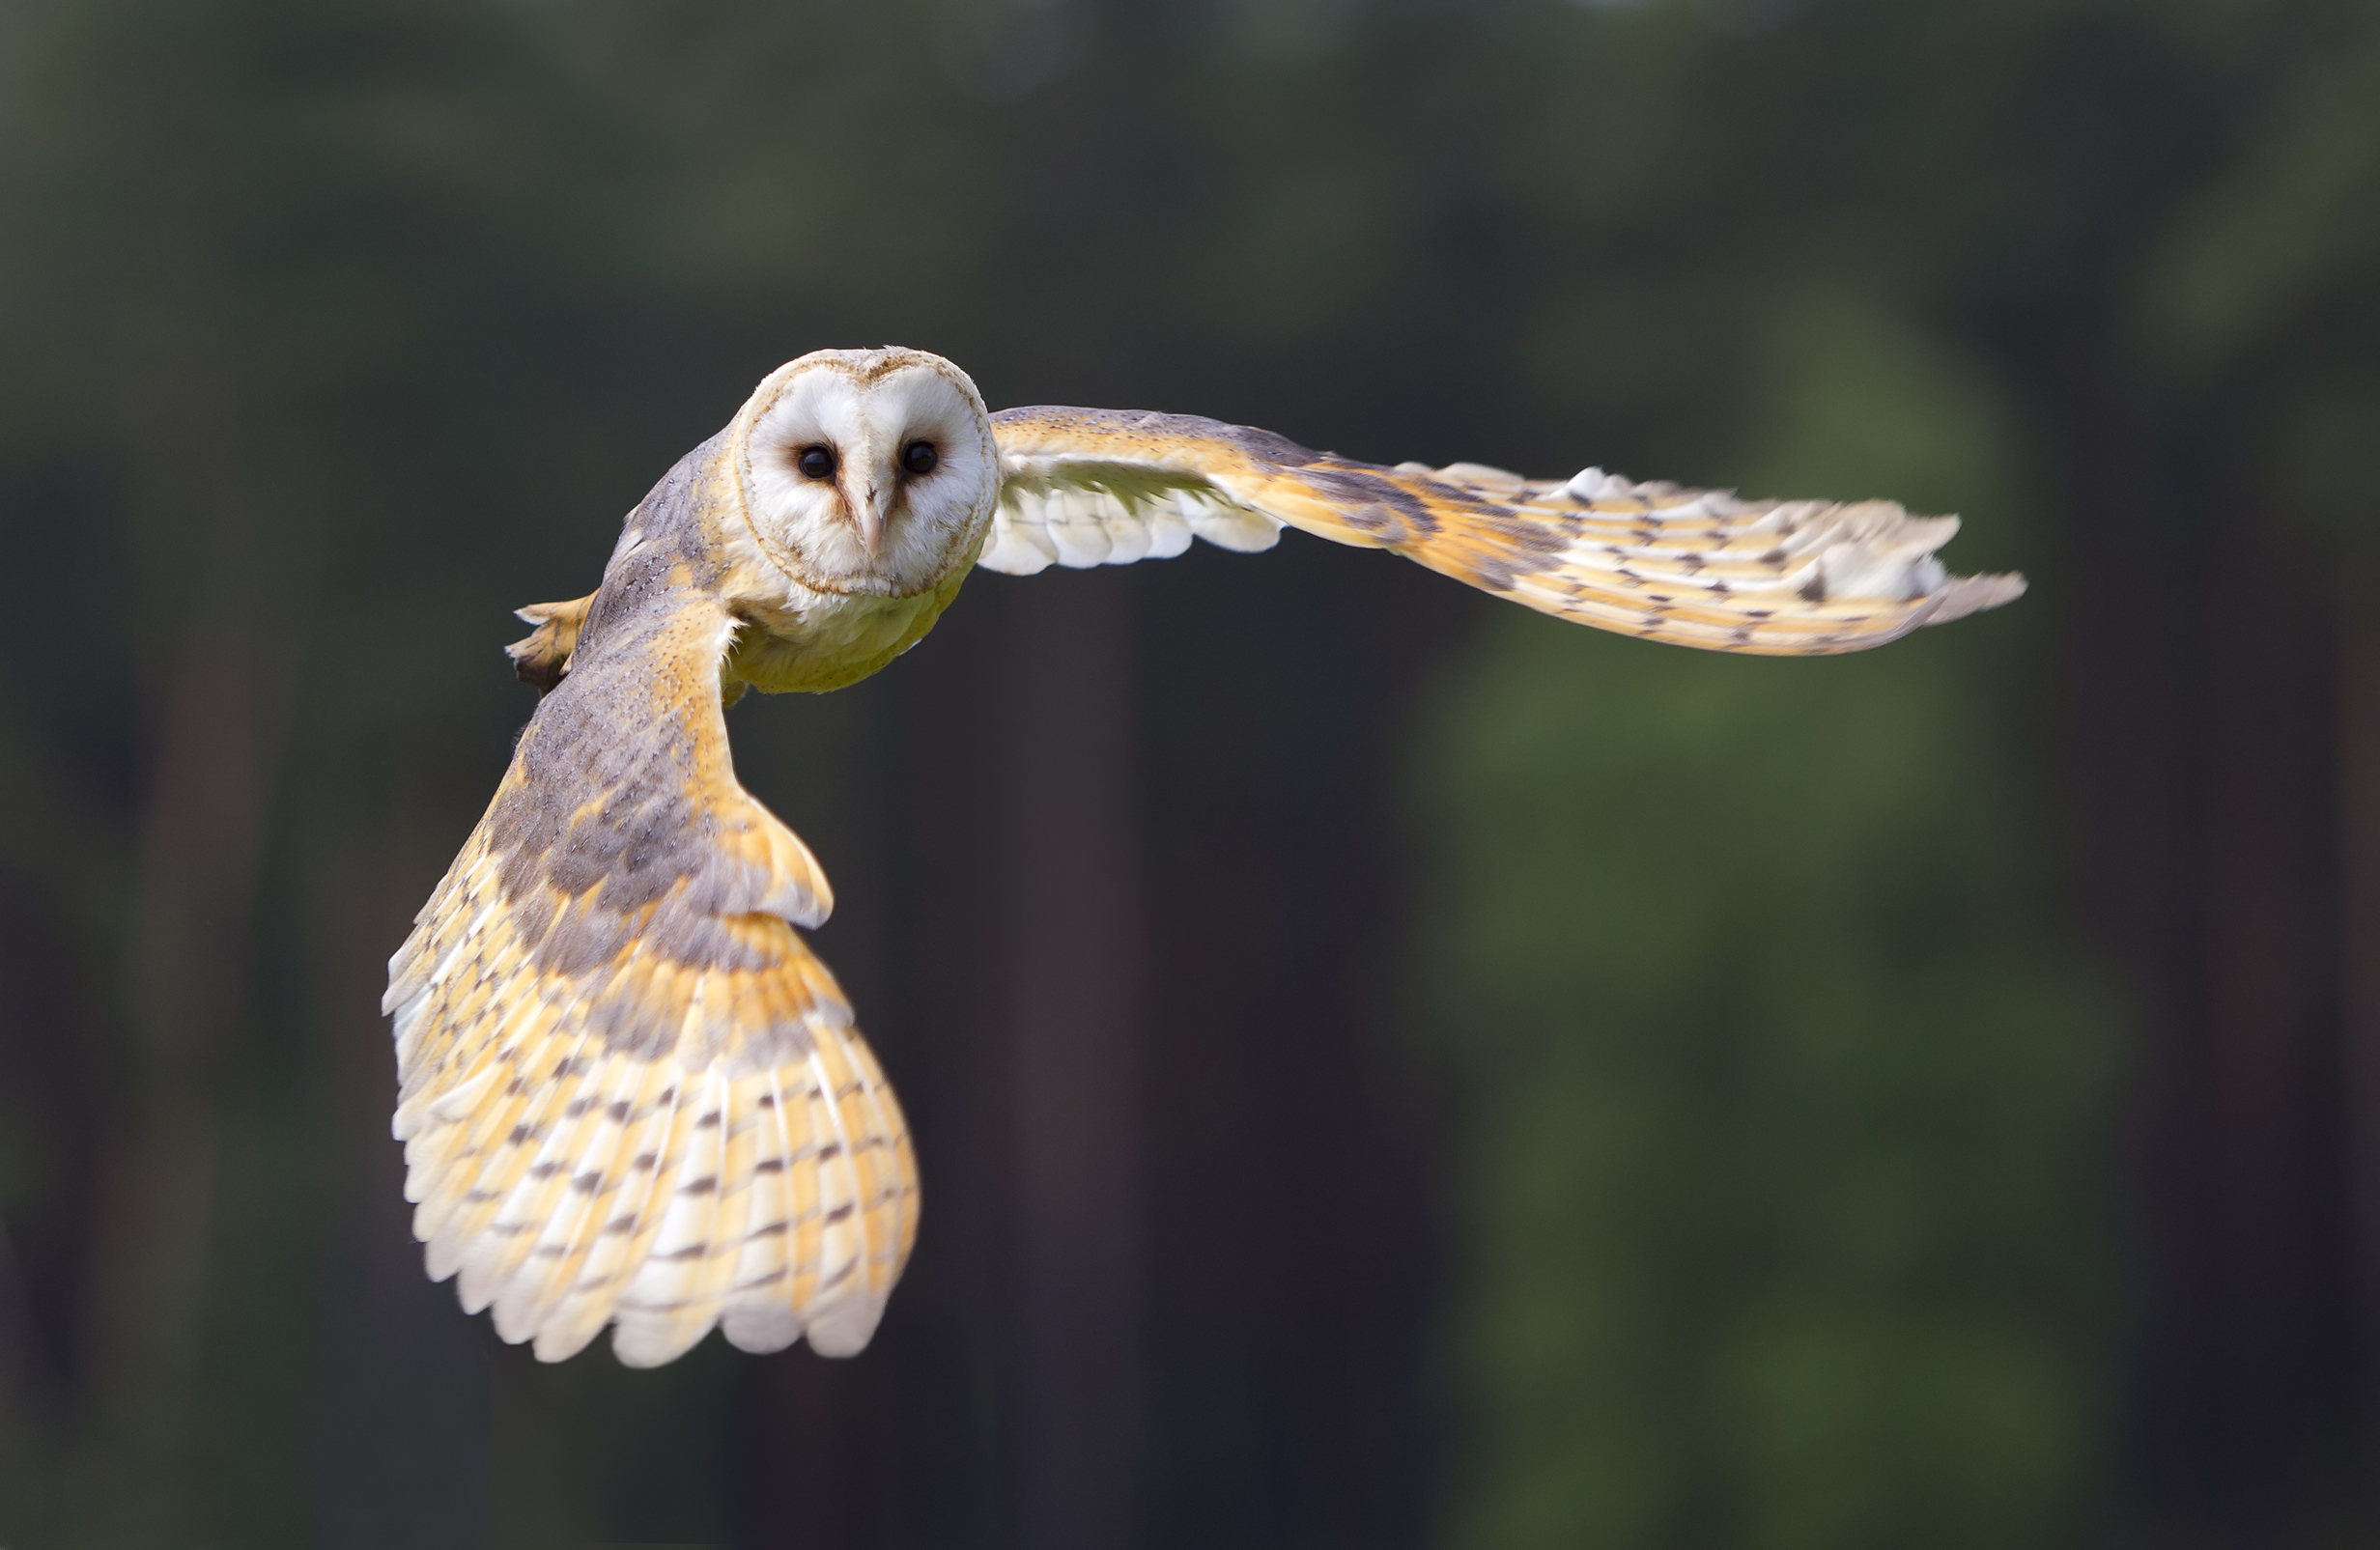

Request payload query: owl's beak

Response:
[855,480,893,555]
[843,472,896,556]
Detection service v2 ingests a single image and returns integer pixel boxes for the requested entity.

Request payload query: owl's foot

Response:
[506,593,595,693]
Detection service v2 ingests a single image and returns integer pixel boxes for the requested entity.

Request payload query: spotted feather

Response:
[981,406,2024,654]
[387,490,918,1367]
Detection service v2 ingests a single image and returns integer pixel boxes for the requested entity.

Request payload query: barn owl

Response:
[384,347,2024,1368]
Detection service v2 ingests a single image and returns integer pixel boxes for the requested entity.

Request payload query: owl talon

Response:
[506,594,594,693]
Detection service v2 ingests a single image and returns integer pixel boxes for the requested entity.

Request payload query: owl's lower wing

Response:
[385,572,917,1367]
[984,406,2024,655]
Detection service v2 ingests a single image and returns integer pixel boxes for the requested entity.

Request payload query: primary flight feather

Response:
[387,346,2024,1367]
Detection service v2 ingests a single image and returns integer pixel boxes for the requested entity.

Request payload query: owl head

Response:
[730,347,1000,599]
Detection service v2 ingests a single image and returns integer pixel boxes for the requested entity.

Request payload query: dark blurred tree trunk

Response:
[2184,514,2347,1533]
[1006,573,1147,1550]
[2339,553,2380,1524]
[1130,540,1456,1550]
[881,591,1027,1550]
[65,373,304,1546]
[2047,319,2361,1542]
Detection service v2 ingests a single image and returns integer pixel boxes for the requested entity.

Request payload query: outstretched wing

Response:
[385,562,917,1367]
[983,407,2024,655]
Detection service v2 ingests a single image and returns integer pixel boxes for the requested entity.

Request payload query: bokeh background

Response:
[2,0,2377,1545]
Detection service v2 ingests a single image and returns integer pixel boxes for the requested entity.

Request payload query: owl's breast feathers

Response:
[387,438,919,1367]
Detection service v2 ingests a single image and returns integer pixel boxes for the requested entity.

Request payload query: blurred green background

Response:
[2,0,2377,1546]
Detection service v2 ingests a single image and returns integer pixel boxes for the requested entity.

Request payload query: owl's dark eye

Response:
[796,445,836,480]
[900,440,939,476]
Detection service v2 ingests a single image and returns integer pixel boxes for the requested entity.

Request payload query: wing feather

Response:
[984,406,2023,655]
[385,551,919,1366]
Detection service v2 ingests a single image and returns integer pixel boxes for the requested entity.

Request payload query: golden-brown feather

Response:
[981,406,2024,655]
[388,550,917,1367]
